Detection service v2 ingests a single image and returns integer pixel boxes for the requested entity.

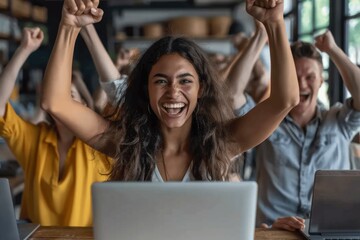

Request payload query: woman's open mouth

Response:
[162,102,186,116]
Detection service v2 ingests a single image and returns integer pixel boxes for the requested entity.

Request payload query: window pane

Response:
[299,34,313,42]
[315,0,329,28]
[284,0,293,14]
[347,18,360,65]
[285,16,294,41]
[348,0,360,16]
[313,28,327,38]
[299,1,313,34]
[318,52,329,71]
[319,80,329,109]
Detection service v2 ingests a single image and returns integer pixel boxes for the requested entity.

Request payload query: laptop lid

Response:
[92,182,257,240]
[0,178,39,240]
[309,170,360,236]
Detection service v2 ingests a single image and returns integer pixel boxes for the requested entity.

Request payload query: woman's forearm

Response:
[41,24,80,112]
[265,20,299,109]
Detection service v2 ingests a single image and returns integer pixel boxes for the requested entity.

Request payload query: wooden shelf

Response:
[0,32,10,40]
[0,33,21,43]
[0,0,8,11]
[108,0,240,9]
[117,36,234,55]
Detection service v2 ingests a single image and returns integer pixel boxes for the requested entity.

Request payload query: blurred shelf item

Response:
[0,32,10,39]
[208,15,232,37]
[168,16,209,37]
[32,5,47,23]
[11,0,32,19]
[0,0,8,9]
[143,23,164,38]
[113,13,234,44]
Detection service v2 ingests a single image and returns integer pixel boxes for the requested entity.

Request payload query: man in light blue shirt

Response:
[253,30,360,228]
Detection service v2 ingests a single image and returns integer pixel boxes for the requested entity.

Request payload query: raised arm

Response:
[227,0,299,154]
[81,24,127,105]
[41,0,108,144]
[80,24,120,83]
[71,69,94,109]
[218,33,248,82]
[315,30,360,111]
[226,20,268,110]
[0,27,43,117]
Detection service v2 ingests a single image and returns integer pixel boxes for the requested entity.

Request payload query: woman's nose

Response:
[167,83,180,96]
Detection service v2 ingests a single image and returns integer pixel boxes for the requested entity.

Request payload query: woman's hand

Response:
[61,0,104,28]
[246,0,284,24]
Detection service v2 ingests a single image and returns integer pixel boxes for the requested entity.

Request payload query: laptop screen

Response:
[0,178,39,240]
[92,182,258,240]
[309,170,360,234]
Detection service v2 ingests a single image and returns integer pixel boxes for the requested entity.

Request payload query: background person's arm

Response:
[80,24,126,104]
[80,24,120,83]
[315,30,360,111]
[72,69,94,109]
[0,27,43,117]
[225,20,268,110]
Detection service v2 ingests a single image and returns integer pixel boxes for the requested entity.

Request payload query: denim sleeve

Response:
[100,75,128,105]
[337,98,360,140]
[233,93,256,117]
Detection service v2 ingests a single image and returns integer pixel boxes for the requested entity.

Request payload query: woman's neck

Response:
[160,119,192,154]
[158,120,193,181]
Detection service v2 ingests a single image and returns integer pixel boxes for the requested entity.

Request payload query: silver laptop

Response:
[302,170,360,240]
[92,182,257,240]
[0,178,40,240]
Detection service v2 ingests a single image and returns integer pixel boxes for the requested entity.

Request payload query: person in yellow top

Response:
[0,27,112,226]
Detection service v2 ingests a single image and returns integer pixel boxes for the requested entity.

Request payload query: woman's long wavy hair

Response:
[99,36,235,181]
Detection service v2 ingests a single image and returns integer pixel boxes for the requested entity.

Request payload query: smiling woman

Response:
[103,36,235,181]
[147,53,202,130]
[41,0,299,182]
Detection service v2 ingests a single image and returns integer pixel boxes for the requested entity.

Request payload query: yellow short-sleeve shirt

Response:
[0,103,112,226]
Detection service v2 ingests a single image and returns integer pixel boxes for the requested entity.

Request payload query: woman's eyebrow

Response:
[151,72,195,79]
[176,73,194,79]
[151,73,168,78]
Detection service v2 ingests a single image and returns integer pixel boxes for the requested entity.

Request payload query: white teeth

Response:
[162,103,185,109]
[300,91,309,96]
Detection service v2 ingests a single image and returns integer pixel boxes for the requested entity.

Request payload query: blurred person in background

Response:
[0,27,111,226]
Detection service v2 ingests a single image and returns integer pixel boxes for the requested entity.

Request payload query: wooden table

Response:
[29,227,306,239]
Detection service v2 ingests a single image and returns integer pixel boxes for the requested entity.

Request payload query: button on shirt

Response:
[255,99,360,226]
